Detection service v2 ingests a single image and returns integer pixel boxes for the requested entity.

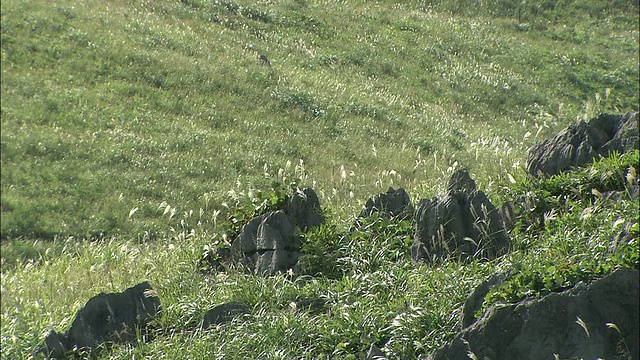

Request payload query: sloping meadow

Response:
[1,0,638,358]
[2,0,637,240]
[3,152,638,358]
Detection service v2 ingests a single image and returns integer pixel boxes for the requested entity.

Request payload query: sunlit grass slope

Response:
[1,0,639,359]
[2,0,637,239]
[1,152,638,359]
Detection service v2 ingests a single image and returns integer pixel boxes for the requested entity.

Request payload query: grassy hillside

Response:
[2,0,638,240]
[1,0,638,358]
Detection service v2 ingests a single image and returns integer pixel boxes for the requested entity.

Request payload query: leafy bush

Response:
[481,253,630,317]
[338,214,413,275]
[503,150,639,233]
[296,223,343,278]
[294,212,414,279]
[476,150,640,318]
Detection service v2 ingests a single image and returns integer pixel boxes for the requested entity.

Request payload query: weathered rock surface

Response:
[460,270,512,329]
[527,112,639,177]
[37,281,161,359]
[231,210,301,276]
[359,187,413,220]
[229,188,324,276]
[38,330,70,359]
[202,302,251,328]
[428,268,640,360]
[411,170,510,263]
[286,187,324,232]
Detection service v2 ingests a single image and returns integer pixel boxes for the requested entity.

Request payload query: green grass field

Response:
[1,0,638,358]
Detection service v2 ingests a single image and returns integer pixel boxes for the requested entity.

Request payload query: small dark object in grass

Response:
[258,54,270,66]
[202,302,251,328]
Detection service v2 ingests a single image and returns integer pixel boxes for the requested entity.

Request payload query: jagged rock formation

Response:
[202,302,251,328]
[36,282,161,359]
[527,112,639,177]
[358,187,413,220]
[286,187,324,232]
[428,268,640,360]
[231,210,300,276]
[230,188,324,276]
[411,170,510,264]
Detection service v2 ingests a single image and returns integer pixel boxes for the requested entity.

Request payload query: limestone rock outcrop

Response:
[428,268,640,360]
[231,210,300,276]
[460,270,512,330]
[359,187,413,220]
[411,170,510,263]
[230,188,324,276]
[286,187,324,232]
[37,281,161,359]
[527,112,639,177]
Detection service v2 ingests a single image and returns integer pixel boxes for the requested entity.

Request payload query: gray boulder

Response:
[202,302,251,328]
[286,187,324,232]
[231,210,301,276]
[428,268,640,360]
[527,112,639,177]
[411,170,510,264]
[359,187,413,220]
[37,281,161,359]
[37,330,69,359]
[460,270,512,329]
[447,168,477,193]
[229,187,325,276]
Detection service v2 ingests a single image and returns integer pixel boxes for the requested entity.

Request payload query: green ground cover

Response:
[1,0,638,358]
